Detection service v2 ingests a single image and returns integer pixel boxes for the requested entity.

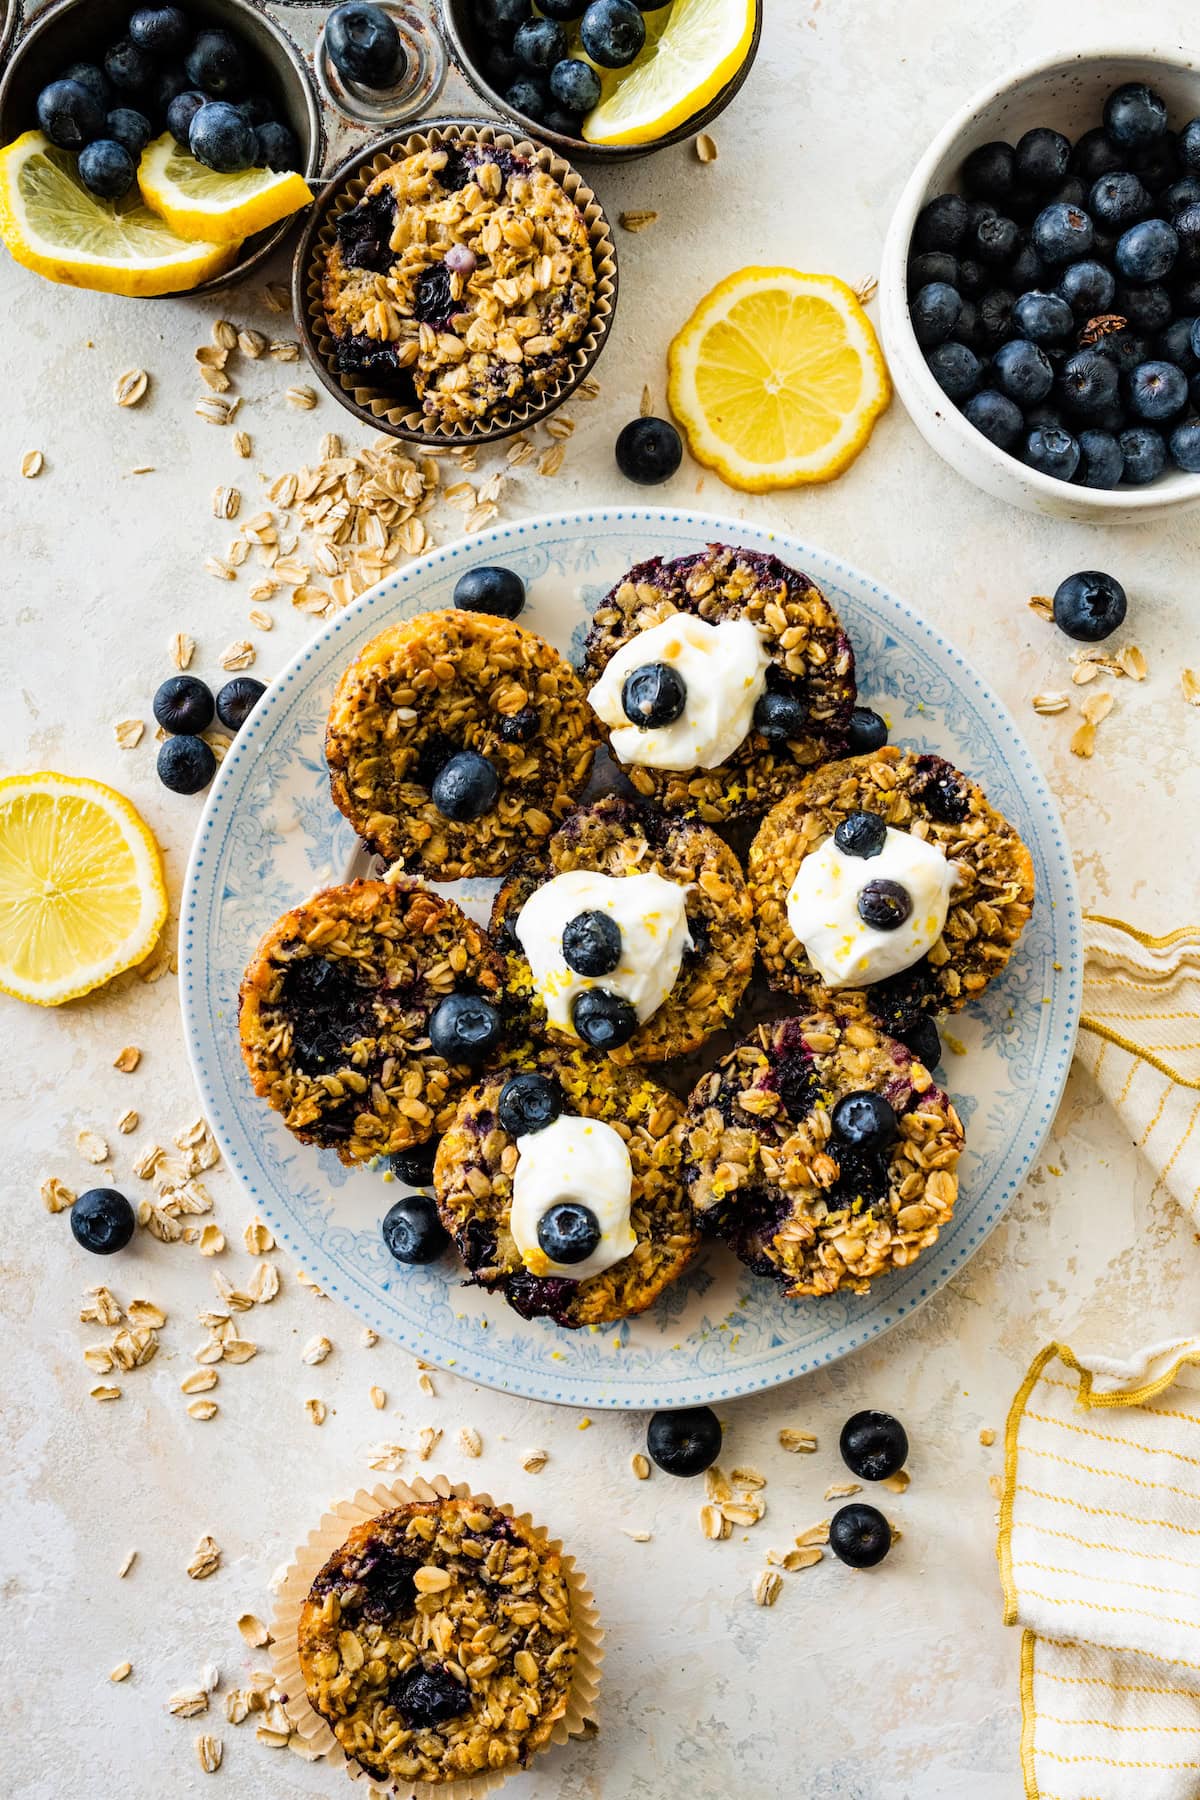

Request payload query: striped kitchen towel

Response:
[1077,916,1200,1219]
[1000,1339,1200,1799]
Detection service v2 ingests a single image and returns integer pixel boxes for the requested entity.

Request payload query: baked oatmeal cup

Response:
[434,1046,697,1327]
[748,746,1036,1034]
[684,1011,965,1298]
[298,1496,577,1785]
[321,140,598,433]
[326,609,599,880]
[489,795,755,1065]
[239,878,505,1166]
[579,543,856,822]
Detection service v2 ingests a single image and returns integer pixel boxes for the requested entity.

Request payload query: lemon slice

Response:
[0,772,168,1006]
[0,131,239,296]
[138,133,312,245]
[667,267,892,490]
[583,0,755,147]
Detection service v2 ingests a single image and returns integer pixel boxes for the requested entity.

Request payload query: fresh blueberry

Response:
[1012,290,1074,344]
[190,101,256,173]
[504,76,550,121]
[646,1405,722,1477]
[185,28,247,98]
[78,139,135,199]
[255,121,299,171]
[829,1502,892,1568]
[1095,327,1151,374]
[36,79,104,150]
[1105,82,1169,150]
[166,89,206,147]
[154,675,214,734]
[1007,236,1045,292]
[1057,257,1116,316]
[498,1073,563,1136]
[621,662,686,729]
[1163,176,1200,217]
[484,41,521,89]
[1175,203,1200,268]
[1126,358,1189,421]
[390,1138,440,1185]
[580,0,645,67]
[215,677,266,732]
[513,16,567,70]
[548,57,601,113]
[61,61,111,108]
[105,108,151,157]
[1058,349,1120,419]
[1119,423,1167,483]
[925,339,981,400]
[1088,170,1149,229]
[963,139,1015,201]
[1032,202,1094,265]
[956,255,988,299]
[903,1015,942,1069]
[71,1187,136,1255]
[840,1410,908,1481]
[1132,137,1181,194]
[1049,175,1087,209]
[1181,118,1200,173]
[326,4,405,85]
[993,337,1053,405]
[971,212,1018,266]
[1023,424,1080,481]
[858,879,912,931]
[153,64,190,114]
[614,416,683,484]
[1024,402,1064,433]
[453,564,526,618]
[157,735,216,794]
[428,992,502,1062]
[542,107,583,134]
[909,281,961,347]
[562,908,622,976]
[129,6,190,53]
[478,0,533,38]
[977,285,1016,345]
[571,987,637,1049]
[1117,287,1173,337]
[752,690,808,741]
[103,40,155,99]
[963,388,1024,451]
[431,750,500,821]
[537,0,589,14]
[537,1201,600,1265]
[847,707,887,754]
[1072,127,1125,182]
[951,299,986,351]
[914,192,970,252]
[1015,126,1071,190]
[908,250,959,291]
[391,1664,471,1726]
[1115,218,1178,283]
[1076,429,1125,488]
[382,1192,449,1264]
[833,811,887,860]
[1052,570,1128,641]
[831,1091,897,1150]
[1169,418,1200,471]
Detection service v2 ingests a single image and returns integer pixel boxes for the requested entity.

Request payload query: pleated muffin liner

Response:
[270,1472,603,1799]
[297,119,618,445]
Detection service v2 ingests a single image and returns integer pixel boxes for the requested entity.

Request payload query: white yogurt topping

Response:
[510,1113,635,1281]
[786,826,958,988]
[588,613,770,771]
[514,868,692,1034]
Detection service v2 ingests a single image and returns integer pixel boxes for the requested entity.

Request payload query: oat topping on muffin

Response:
[322,144,597,431]
[298,1498,577,1784]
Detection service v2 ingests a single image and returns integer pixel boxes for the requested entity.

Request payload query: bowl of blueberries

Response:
[880,48,1200,522]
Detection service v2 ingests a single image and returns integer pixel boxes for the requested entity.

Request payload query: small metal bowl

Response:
[293,115,618,446]
[0,0,322,296]
[440,0,763,164]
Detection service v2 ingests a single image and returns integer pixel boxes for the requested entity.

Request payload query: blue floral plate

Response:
[181,508,1081,1409]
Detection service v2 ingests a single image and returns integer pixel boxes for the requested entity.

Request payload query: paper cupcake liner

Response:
[270,1472,603,1799]
[296,119,617,446]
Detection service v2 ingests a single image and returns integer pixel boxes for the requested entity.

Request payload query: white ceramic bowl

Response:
[880,47,1200,524]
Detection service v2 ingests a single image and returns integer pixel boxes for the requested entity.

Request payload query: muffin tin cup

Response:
[270,1471,604,1797]
[293,116,618,446]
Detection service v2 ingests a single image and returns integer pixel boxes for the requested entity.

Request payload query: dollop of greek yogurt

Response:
[786,826,958,988]
[514,868,692,1033]
[588,614,770,770]
[510,1113,635,1281]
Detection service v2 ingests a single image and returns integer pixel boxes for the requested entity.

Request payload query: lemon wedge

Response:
[667,267,891,490]
[583,0,755,147]
[137,133,312,245]
[0,131,239,296]
[0,772,168,1006]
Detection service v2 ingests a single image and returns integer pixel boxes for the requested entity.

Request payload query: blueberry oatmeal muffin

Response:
[298,1498,577,1784]
[326,610,599,880]
[748,746,1036,1035]
[322,142,597,431]
[434,1048,697,1327]
[580,543,856,821]
[489,795,755,1065]
[239,879,505,1166]
[684,1012,965,1297]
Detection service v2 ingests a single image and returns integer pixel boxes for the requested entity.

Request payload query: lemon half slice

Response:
[583,0,755,147]
[0,772,168,1006]
[667,267,891,491]
[138,133,312,244]
[0,131,239,296]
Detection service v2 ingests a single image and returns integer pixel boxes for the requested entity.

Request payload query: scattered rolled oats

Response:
[704,1465,732,1503]
[213,319,238,349]
[537,442,565,477]
[458,1425,482,1457]
[1028,594,1054,621]
[796,1521,831,1548]
[168,1687,209,1718]
[233,429,252,459]
[205,557,235,582]
[752,1569,782,1607]
[82,1285,122,1325]
[263,282,288,312]
[979,1427,996,1447]
[285,385,317,410]
[522,1448,548,1474]
[249,1261,279,1303]
[883,1469,911,1494]
[778,1428,818,1454]
[222,1337,257,1363]
[853,274,879,304]
[790,1546,825,1570]
[187,1398,219,1421]
[1081,689,1114,726]
[619,209,658,232]
[212,484,241,520]
[269,340,300,362]
[1182,668,1200,705]
[197,1224,225,1256]
[237,1613,271,1648]
[630,1452,651,1481]
[220,640,255,670]
[195,395,240,426]
[118,1549,137,1577]
[370,1385,386,1410]
[721,1499,764,1527]
[196,1733,223,1773]
[417,1368,434,1395]
[41,1176,76,1213]
[1032,691,1070,715]
[114,1045,141,1073]
[988,1473,1003,1500]
[77,1129,110,1164]
[623,1529,652,1542]
[243,1217,274,1254]
[1070,720,1097,758]
[110,1661,133,1682]
[302,1334,332,1365]
[20,449,44,478]
[182,1368,219,1394]
[731,1465,766,1490]
[115,1109,138,1136]
[238,328,268,359]
[362,1326,379,1348]
[699,1504,730,1541]
[188,1536,222,1580]
[113,717,145,748]
[696,132,718,163]
[825,1482,861,1501]
[1072,659,1100,686]
[91,1384,122,1401]
[1117,644,1147,680]
[367,1441,406,1470]
[248,607,273,631]
[305,1397,327,1426]
[418,1425,442,1460]
[114,368,149,407]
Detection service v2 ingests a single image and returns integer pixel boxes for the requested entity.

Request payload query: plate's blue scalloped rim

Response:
[180,507,1081,1410]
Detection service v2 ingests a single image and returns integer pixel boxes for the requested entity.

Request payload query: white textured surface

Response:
[4,3,1200,1796]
